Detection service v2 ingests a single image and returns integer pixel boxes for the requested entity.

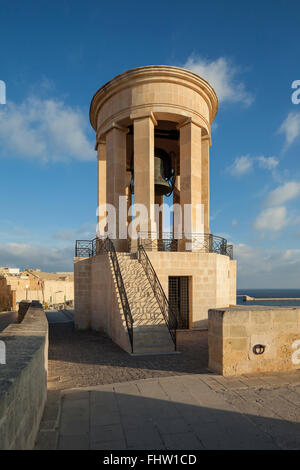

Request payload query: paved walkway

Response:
[47,323,208,391]
[45,309,74,325]
[35,321,300,450]
[36,371,300,450]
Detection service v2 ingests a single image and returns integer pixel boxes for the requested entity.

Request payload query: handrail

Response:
[103,238,134,354]
[75,237,134,353]
[137,239,178,349]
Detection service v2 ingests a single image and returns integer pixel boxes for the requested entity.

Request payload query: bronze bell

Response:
[154,148,173,196]
[129,148,174,196]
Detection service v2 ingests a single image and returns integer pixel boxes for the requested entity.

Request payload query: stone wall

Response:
[0,304,48,449]
[148,251,236,328]
[74,255,131,353]
[74,252,236,337]
[208,306,300,376]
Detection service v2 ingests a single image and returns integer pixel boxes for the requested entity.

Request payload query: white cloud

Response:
[183,56,253,105]
[253,206,289,231]
[235,243,300,288]
[53,222,96,241]
[278,111,300,148]
[264,181,300,206]
[229,155,253,176]
[257,156,279,170]
[0,242,73,272]
[0,96,94,162]
[228,155,279,177]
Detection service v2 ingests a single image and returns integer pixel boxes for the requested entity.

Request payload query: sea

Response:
[237,289,300,307]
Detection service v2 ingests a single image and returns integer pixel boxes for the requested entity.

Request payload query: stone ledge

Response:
[208,306,300,376]
[0,305,48,449]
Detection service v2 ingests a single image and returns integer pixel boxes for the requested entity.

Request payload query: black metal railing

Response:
[76,234,233,260]
[75,239,95,257]
[137,232,233,259]
[137,241,178,349]
[226,244,233,260]
[75,237,134,353]
[105,238,134,353]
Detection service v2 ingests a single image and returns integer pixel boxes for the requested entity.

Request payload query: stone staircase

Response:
[115,253,176,355]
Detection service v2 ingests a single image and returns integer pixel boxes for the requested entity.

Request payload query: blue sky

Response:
[1,0,300,288]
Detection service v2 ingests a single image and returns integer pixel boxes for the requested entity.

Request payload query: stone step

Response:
[121,275,146,280]
[121,273,147,279]
[121,283,151,290]
[117,260,140,265]
[121,273,148,279]
[132,317,164,323]
[133,345,175,354]
[123,288,153,295]
[130,308,161,315]
[117,254,137,259]
[133,336,173,345]
[116,293,156,304]
[122,279,149,285]
[112,252,176,355]
[115,297,158,310]
[114,278,149,286]
[133,326,171,335]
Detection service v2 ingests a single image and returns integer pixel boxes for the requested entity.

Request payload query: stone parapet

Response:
[208,306,300,376]
[0,304,48,449]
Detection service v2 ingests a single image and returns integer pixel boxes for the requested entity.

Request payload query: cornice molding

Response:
[90,65,218,131]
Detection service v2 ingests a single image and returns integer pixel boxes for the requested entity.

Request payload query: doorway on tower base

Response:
[168,276,190,329]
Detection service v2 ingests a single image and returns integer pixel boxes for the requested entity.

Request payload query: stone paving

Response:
[36,371,300,450]
[35,320,300,450]
[47,323,208,391]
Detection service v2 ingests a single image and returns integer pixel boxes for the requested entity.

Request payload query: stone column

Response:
[155,194,164,239]
[126,184,132,228]
[202,135,210,233]
[173,176,181,239]
[131,112,157,237]
[177,119,204,247]
[96,140,106,229]
[105,124,128,250]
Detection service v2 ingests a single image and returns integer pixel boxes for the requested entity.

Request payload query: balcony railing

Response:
[136,232,233,259]
[75,233,233,260]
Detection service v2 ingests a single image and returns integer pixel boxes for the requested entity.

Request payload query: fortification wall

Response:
[0,305,48,449]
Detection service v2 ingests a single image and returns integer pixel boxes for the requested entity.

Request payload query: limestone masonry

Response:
[208,306,300,376]
[74,66,236,354]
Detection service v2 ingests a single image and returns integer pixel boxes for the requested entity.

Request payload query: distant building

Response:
[0,269,74,311]
[0,267,20,275]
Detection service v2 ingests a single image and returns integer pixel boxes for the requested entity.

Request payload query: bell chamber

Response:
[129,147,175,197]
[154,148,174,196]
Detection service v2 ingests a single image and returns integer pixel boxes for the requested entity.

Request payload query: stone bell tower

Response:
[74,66,236,355]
